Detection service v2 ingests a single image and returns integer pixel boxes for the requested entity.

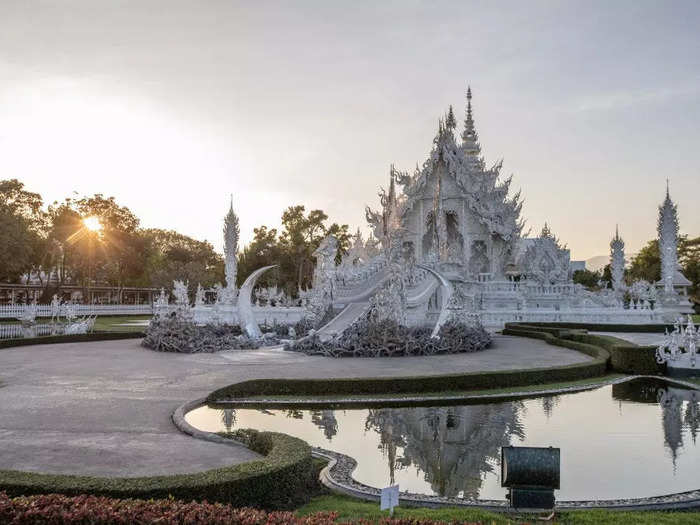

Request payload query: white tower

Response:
[609,225,625,292]
[223,197,240,295]
[658,182,679,295]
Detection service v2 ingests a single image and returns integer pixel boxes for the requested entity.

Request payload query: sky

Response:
[0,1,698,261]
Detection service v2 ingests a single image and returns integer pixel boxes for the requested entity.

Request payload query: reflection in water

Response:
[541,395,560,419]
[365,404,524,498]
[613,381,700,464]
[186,379,700,500]
[311,410,339,440]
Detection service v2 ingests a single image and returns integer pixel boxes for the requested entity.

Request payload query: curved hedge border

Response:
[0,430,314,510]
[208,334,609,401]
[503,323,664,375]
[519,321,669,333]
[0,331,144,351]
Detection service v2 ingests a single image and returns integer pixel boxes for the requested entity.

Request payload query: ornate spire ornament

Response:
[461,86,481,159]
[610,225,625,292]
[658,181,679,295]
[223,196,240,294]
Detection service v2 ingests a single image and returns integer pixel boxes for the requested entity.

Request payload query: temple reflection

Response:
[365,403,524,498]
[613,380,700,465]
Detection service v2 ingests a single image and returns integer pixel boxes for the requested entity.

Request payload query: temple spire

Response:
[658,181,679,295]
[461,85,481,159]
[610,225,625,293]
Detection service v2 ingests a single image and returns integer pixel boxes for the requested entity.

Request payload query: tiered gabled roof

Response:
[394,87,525,244]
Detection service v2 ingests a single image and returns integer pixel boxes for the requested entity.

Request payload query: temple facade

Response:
[366,88,569,286]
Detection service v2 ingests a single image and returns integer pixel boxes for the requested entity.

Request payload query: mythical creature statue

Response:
[304,235,339,325]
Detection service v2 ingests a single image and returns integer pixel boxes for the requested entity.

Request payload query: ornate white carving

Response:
[610,225,626,294]
[223,198,240,301]
[658,183,679,296]
[304,235,338,324]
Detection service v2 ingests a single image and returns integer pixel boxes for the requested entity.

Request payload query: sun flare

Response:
[83,216,102,232]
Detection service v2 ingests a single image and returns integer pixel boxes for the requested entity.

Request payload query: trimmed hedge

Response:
[520,321,669,333]
[0,331,144,350]
[208,334,609,400]
[504,323,664,375]
[0,430,314,510]
[0,492,338,524]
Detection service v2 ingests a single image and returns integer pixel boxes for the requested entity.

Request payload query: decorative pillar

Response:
[658,182,679,295]
[610,225,625,292]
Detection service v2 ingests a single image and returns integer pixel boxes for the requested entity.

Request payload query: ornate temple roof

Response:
[392,87,524,244]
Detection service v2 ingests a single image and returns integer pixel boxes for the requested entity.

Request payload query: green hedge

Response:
[208,334,608,401]
[520,321,669,333]
[504,323,664,375]
[0,331,144,350]
[0,430,314,510]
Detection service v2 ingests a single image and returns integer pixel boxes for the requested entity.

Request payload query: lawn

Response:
[297,494,700,524]
[92,315,151,332]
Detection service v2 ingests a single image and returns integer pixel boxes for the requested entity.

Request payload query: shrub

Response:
[141,314,261,353]
[287,319,491,358]
[0,431,314,510]
[504,323,664,375]
[0,491,339,524]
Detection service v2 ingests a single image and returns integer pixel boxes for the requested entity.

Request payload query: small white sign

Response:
[380,484,400,513]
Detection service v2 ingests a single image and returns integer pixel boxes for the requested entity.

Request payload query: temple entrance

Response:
[468,241,490,275]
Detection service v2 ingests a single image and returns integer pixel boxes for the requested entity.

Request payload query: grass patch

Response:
[92,315,151,332]
[297,494,509,523]
[297,494,700,524]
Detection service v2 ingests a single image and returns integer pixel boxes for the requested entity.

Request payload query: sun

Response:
[83,216,102,232]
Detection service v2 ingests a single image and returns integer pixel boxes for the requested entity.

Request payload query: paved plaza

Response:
[0,335,590,477]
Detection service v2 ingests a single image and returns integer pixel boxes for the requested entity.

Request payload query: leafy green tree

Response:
[142,228,224,297]
[628,240,660,284]
[572,268,601,290]
[0,180,46,284]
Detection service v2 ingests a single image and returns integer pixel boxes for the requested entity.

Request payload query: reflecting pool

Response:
[185,379,700,501]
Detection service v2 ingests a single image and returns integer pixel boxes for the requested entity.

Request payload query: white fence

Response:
[0,304,154,319]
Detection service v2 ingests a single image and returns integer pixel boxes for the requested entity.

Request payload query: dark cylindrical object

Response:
[501,446,560,489]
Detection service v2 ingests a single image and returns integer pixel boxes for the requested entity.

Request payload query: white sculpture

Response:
[656,316,699,374]
[223,197,240,301]
[194,284,205,306]
[610,225,626,294]
[304,235,338,324]
[658,181,679,296]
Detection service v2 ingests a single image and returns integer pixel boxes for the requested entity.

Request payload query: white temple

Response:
[322,88,693,331]
[161,87,693,336]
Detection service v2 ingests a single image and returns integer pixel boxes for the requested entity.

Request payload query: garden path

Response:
[0,335,589,477]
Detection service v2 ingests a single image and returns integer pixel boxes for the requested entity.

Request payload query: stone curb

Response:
[171,398,248,447]
[315,447,700,512]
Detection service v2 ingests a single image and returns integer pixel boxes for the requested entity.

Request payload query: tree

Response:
[0,180,46,284]
[628,239,660,284]
[572,268,601,290]
[142,228,224,298]
[238,205,351,297]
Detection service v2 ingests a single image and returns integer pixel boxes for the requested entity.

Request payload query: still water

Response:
[186,379,700,501]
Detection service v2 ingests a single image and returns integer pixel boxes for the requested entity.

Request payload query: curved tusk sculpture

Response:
[417,264,454,339]
[238,264,278,339]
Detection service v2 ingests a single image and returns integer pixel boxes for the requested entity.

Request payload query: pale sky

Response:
[0,1,698,260]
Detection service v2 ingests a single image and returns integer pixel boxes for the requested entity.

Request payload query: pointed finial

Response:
[230,193,234,211]
[666,178,670,198]
[616,223,619,238]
